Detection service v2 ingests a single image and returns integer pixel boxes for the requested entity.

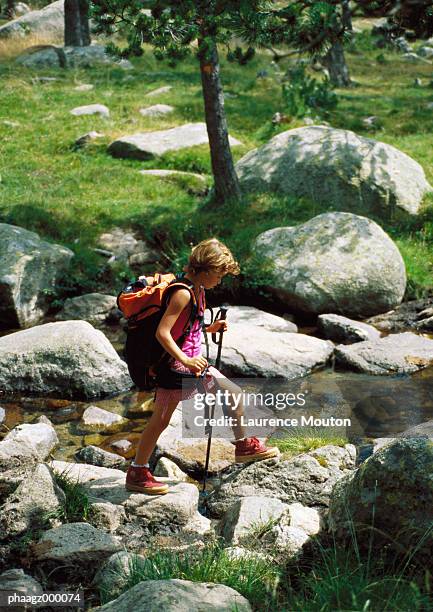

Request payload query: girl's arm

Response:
[155,288,208,375]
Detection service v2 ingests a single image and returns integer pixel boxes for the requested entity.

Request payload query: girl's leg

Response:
[134,399,179,465]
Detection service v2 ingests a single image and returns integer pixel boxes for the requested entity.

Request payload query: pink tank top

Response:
[168,285,205,366]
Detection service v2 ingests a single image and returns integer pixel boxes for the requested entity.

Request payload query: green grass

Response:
[99,540,282,607]
[283,540,432,612]
[1,32,433,300]
[49,469,91,522]
[268,427,348,460]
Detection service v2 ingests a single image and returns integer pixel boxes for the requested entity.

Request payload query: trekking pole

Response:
[202,304,228,493]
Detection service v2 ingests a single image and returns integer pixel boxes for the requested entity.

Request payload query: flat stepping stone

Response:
[70,104,109,117]
[145,85,172,97]
[139,104,174,117]
[139,169,206,182]
[335,332,433,375]
[108,123,242,159]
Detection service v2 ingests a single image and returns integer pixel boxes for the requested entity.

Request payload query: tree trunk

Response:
[324,40,351,87]
[64,0,90,47]
[198,37,242,204]
[5,0,16,19]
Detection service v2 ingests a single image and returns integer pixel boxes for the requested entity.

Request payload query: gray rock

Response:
[88,501,126,532]
[139,169,206,182]
[0,0,64,39]
[204,318,330,379]
[139,104,174,117]
[55,293,117,324]
[335,332,433,375]
[402,52,431,64]
[318,314,381,343]
[11,3,31,17]
[154,457,188,481]
[236,126,432,217]
[117,58,133,70]
[0,321,132,399]
[74,83,94,91]
[328,438,433,562]
[0,568,42,600]
[0,223,73,328]
[93,551,146,602]
[224,305,298,333]
[73,131,104,149]
[145,85,172,97]
[75,445,127,469]
[415,315,433,332]
[417,46,433,58]
[219,495,287,544]
[0,407,4,425]
[18,44,113,69]
[108,123,242,160]
[207,444,356,518]
[253,213,406,317]
[124,482,199,529]
[70,103,109,118]
[94,579,252,612]
[78,405,129,434]
[3,421,58,461]
[98,228,160,266]
[34,522,122,569]
[372,419,433,455]
[0,464,65,540]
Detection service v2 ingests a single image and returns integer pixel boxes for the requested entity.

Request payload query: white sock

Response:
[131,461,149,468]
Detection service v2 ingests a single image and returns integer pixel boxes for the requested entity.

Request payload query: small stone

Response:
[70,104,110,118]
[110,439,132,453]
[145,85,172,97]
[73,131,104,149]
[117,59,133,70]
[154,457,188,481]
[74,83,94,91]
[78,405,129,435]
[139,104,174,117]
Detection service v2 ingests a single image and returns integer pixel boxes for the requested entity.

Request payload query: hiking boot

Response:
[235,437,280,464]
[125,465,169,495]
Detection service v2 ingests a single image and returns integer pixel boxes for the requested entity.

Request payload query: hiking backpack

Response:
[117,272,210,390]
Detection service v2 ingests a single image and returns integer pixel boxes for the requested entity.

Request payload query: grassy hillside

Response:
[1,30,433,303]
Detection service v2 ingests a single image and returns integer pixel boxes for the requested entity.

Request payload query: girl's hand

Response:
[206,320,228,334]
[182,355,208,375]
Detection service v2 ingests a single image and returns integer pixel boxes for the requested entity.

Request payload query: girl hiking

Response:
[125,238,279,495]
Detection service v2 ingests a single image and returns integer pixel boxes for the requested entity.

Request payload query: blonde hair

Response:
[185,238,240,276]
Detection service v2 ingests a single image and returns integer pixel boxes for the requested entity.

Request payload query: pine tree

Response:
[91,1,348,205]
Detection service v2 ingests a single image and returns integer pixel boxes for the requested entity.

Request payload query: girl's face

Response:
[201,269,225,289]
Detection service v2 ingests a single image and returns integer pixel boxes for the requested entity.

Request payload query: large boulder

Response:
[108,123,242,160]
[0,321,132,399]
[17,44,112,69]
[205,306,331,378]
[0,0,64,40]
[328,438,433,561]
[55,293,118,325]
[236,126,432,217]
[94,579,252,612]
[335,332,433,375]
[0,463,65,540]
[207,445,356,518]
[252,213,406,317]
[0,223,73,329]
[219,495,288,544]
